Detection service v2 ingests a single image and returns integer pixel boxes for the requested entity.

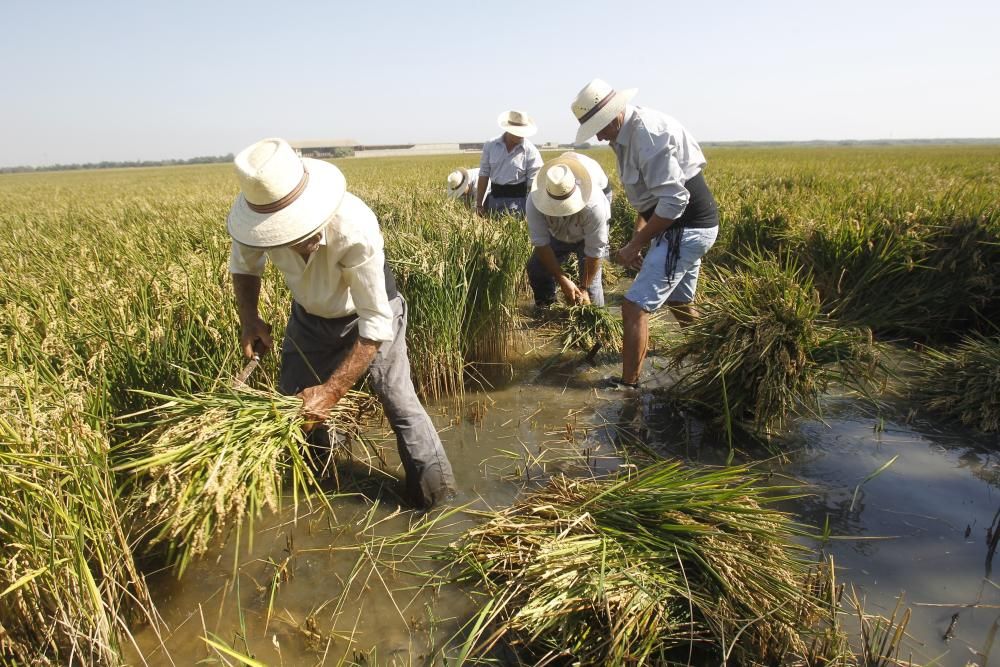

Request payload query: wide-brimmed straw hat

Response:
[530,153,593,217]
[227,138,346,248]
[446,168,473,198]
[571,78,638,144]
[497,110,538,138]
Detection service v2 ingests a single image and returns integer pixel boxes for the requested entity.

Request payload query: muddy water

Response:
[131,345,1000,666]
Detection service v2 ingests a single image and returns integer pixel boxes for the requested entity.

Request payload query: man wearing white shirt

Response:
[476,110,543,218]
[446,166,483,208]
[227,138,456,509]
[571,79,720,389]
[525,152,611,307]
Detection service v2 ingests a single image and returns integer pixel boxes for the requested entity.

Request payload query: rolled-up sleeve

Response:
[525,199,551,247]
[339,235,394,343]
[640,137,690,221]
[229,242,267,276]
[582,198,611,259]
[478,143,492,180]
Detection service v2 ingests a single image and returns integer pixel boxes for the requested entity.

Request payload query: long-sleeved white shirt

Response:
[478,135,543,185]
[229,193,394,342]
[611,105,706,220]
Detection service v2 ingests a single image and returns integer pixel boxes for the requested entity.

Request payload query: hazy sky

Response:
[3,0,999,167]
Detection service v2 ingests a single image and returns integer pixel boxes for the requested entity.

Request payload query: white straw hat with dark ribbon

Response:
[227,138,346,248]
[497,109,538,138]
[446,168,472,198]
[571,79,638,144]
[530,154,593,217]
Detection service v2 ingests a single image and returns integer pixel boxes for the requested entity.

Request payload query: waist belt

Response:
[491,181,528,198]
[639,171,718,229]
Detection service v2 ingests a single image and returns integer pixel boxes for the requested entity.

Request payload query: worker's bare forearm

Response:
[581,256,600,287]
[322,338,380,402]
[476,176,489,209]
[232,273,263,326]
[536,245,566,280]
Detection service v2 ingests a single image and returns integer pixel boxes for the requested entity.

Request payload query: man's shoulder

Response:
[329,193,380,242]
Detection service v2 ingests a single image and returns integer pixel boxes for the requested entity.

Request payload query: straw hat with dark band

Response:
[571,79,638,144]
[446,168,472,198]
[530,153,593,217]
[497,110,538,138]
[227,138,346,248]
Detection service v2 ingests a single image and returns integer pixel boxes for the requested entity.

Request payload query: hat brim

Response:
[530,155,594,217]
[446,169,471,199]
[227,158,346,248]
[574,87,638,144]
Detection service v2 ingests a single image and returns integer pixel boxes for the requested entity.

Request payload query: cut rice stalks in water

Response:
[663,253,885,439]
[539,303,623,364]
[112,387,372,574]
[911,333,1000,433]
[448,461,836,665]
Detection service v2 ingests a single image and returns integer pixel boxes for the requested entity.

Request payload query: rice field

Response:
[1,144,999,664]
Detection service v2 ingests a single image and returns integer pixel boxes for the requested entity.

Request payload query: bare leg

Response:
[622,299,649,385]
[667,300,697,328]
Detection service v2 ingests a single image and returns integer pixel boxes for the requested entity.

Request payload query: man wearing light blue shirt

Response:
[476,110,543,218]
[571,79,719,389]
[525,152,611,307]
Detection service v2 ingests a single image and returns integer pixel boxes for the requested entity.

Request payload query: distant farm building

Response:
[290,140,484,159]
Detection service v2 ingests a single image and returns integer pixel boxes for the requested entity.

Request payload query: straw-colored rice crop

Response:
[663,253,884,438]
[113,387,372,574]
[449,461,832,665]
[911,333,1000,432]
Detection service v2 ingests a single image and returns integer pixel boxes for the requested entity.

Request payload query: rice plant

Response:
[112,387,371,574]
[911,333,1000,432]
[544,303,624,359]
[663,253,885,438]
[448,461,835,665]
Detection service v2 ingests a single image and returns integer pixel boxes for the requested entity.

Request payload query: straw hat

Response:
[446,168,472,198]
[530,154,593,217]
[571,78,638,144]
[227,138,346,248]
[497,110,538,138]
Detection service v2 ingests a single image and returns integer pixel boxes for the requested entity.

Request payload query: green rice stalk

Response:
[663,253,885,439]
[449,461,833,665]
[545,303,624,357]
[911,334,1000,432]
[113,387,370,575]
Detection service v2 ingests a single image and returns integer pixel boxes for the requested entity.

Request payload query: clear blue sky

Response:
[3,0,998,167]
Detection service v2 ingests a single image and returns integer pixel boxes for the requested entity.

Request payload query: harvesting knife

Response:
[233,342,265,388]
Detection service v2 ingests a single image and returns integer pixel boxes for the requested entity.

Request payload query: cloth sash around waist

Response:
[490,181,528,198]
[640,171,718,229]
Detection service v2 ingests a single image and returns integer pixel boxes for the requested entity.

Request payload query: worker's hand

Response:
[239,318,273,359]
[297,384,342,433]
[476,204,486,217]
[614,242,644,271]
[558,276,587,305]
[576,289,592,306]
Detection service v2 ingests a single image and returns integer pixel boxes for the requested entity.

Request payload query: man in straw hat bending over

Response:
[526,152,611,309]
[445,166,483,208]
[476,110,543,218]
[571,79,719,390]
[227,138,456,509]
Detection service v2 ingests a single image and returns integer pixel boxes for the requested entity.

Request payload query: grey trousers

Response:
[278,295,456,508]
[526,238,605,307]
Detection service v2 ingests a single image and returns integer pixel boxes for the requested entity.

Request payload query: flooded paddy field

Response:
[129,336,1000,665]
